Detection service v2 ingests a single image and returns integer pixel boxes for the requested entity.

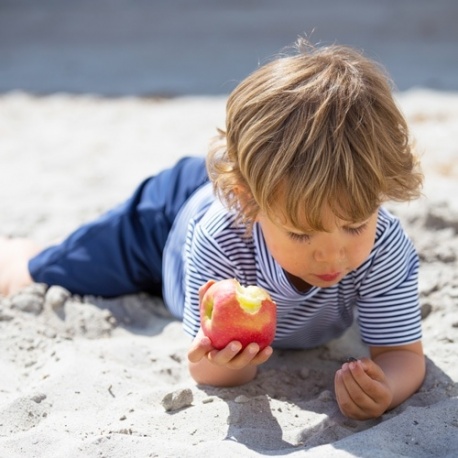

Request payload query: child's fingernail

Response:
[230,343,240,352]
[248,345,258,354]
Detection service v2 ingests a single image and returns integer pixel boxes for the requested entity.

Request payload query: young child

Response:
[0,38,425,420]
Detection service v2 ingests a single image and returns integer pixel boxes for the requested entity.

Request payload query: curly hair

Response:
[206,38,422,231]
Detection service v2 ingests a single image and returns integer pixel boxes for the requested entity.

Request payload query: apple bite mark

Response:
[199,279,277,350]
[202,296,214,320]
[235,284,269,314]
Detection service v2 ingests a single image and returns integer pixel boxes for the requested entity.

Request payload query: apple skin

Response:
[200,279,277,350]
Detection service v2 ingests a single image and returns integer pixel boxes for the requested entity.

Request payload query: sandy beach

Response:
[0,90,457,457]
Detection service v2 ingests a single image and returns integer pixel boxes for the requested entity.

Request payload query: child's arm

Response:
[187,328,273,386]
[186,279,273,387]
[334,341,425,419]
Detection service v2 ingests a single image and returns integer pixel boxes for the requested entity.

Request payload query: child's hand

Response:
[187,329,273,386]
[334,357,393,420]
[188,329,273,370]
[187,279,273,386]
[189,279,273,370]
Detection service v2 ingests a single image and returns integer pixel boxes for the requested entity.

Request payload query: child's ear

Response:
[232,184,260,221]
[231,184,245,197]
[232,184,251,206]
[232,184,248,199]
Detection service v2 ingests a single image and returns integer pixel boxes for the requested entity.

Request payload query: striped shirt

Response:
[163,182,422,349]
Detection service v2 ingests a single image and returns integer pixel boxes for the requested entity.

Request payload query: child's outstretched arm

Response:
[187,329,273,387]
[334,341,425,419]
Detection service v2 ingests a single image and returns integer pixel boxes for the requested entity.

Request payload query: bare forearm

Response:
[373,349,425,409]
[189,357,257,387]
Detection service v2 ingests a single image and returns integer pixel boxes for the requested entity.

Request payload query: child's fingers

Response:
[335,360,392,418]
[205,340,243,365]
[191,337,272,370]
[335,366,374,418]
[339,362,376,402]
[344,359,392,406]
[198,280,216,303]
[359,357,387,382]
[250,345,273,365]
[207,342,269,370]
[187,334,213,363]
[334,374,365,418]
[224,343,262,370]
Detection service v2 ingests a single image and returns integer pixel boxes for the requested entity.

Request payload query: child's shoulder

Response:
[377,205,398,223]
[372,205,417,255]
[376,206,407,238]
[191,190,242,234]
[187,197,256,262]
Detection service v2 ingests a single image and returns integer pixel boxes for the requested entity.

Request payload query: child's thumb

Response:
[360,357,386,381]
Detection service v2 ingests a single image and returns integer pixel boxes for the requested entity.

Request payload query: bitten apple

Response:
[200,279,277,350]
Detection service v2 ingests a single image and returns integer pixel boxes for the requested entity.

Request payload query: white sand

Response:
[0,91,457,457]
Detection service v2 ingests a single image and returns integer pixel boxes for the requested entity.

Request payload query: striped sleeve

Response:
[356,213,422,346]
[181,209,256,338]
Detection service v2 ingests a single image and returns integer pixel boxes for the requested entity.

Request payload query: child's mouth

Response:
[315,272,341,282]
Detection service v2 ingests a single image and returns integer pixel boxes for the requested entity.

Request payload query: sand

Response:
[0,91,457,457]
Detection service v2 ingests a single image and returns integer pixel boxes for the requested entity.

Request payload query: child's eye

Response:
[344,223,368,236]
[287,232,311,242]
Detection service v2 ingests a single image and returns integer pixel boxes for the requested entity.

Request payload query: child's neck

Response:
[284,270,313,293]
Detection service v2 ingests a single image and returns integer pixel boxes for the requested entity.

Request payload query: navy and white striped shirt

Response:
[163,182,422,349]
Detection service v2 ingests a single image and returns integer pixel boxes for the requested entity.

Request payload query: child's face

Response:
[256,206,379,290]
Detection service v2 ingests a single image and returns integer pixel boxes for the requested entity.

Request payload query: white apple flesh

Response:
[200,279,277,350]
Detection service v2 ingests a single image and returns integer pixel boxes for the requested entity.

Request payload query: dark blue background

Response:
[1,0,457,96]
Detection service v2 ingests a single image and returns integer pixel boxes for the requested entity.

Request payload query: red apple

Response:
[200,279,277,350]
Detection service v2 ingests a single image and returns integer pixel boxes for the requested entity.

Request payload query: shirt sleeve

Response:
[356,215,422,346]
[181,204,258,338]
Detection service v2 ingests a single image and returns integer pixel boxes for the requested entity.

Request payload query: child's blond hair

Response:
[207,38,422,231]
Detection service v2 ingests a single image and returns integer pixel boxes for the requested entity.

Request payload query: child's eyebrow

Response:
[287,227,314,235]
[341,219,370,228]
[277,219,313,232]
[281,224,319,234]
[283,217,370,233]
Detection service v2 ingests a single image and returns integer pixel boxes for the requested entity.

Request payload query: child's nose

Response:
[313,238,345,263]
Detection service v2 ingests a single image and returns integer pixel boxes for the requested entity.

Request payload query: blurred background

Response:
[1,0,457,96]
